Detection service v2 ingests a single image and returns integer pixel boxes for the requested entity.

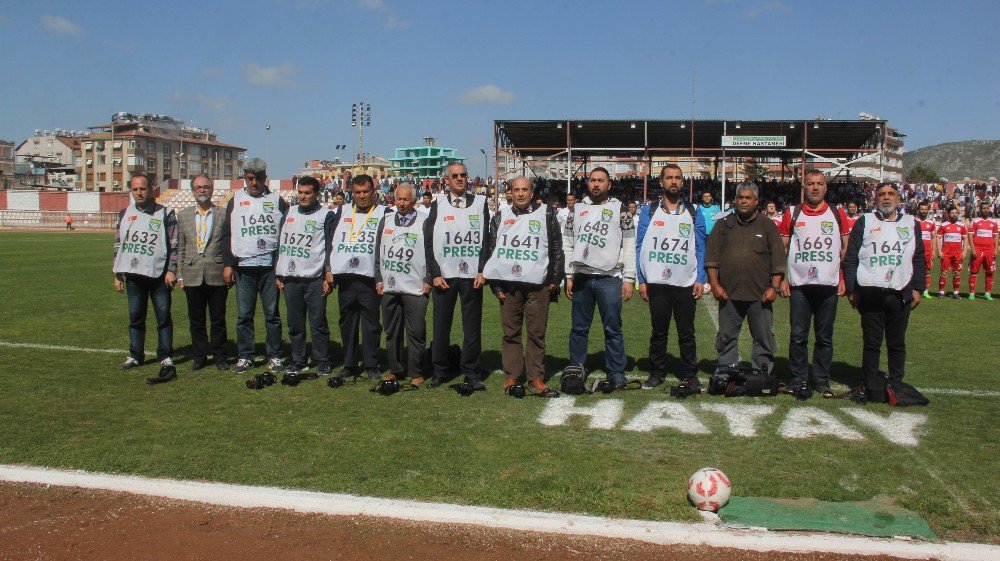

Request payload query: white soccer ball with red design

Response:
[687,468,732,512]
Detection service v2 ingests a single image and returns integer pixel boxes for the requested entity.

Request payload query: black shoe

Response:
[788,379,812,400]
[215,359,230,371]
[641,374,665,390]
[190,359,207,371]
[366,368,382,380]
[316,363,332,377]
[425,377,446,388]
[284,363,309,375]
[147,364,177,385]
[466,379,487,392]
[951,293,961,300]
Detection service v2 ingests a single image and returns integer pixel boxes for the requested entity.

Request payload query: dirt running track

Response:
[0,483,916,561]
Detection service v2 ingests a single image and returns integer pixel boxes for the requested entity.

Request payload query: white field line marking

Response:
[907,451,979,520]
[0,341,147,356]
[2,340,997,398]
[0,465,996,561]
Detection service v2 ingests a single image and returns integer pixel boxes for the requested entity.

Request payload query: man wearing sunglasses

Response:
[424,162,489,390]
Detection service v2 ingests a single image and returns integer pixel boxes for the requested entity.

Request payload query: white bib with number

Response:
[330,204,386,276]
[638,204,697,286]
[113,203,169,278]
[276,205,330,278]
[230,190,282,259]
[856,214,916,291]
[571,199,623,272]
[379,214,427,296]
[432,195,485,279]
[483,204,550,285]
[787,205,842,287]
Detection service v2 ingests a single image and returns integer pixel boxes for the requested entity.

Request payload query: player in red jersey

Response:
[844,201,861,232]
[915,202,936,297]
[968,202,999,300]
[936,205,968,299]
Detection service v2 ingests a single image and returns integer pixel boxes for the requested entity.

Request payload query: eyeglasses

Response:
[450,173,468,178]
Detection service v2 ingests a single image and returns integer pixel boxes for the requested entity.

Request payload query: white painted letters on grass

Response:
[538,398,928,446]
[622,402,710,434]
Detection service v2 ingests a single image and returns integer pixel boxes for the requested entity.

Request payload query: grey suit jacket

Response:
[177,205,227,287]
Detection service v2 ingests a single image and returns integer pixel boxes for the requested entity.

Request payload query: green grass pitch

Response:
[0,231,997,543]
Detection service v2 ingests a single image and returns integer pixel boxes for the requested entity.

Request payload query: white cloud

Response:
[41,14,85,36]
[242,62,296,87]
[357,0,411,29]
[171,91,231,114]
[745,0,790,18]
[460,84,516,105]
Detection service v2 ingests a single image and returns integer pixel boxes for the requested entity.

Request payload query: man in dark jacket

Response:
[843,182,926,381]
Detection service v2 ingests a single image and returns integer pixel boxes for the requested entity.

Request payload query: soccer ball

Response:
[687,468,732,512]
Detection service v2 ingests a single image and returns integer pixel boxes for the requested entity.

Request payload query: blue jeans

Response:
[788,286,838,387]
[235,267,283,359]
[125,274,173,361]
[569,275,626,383]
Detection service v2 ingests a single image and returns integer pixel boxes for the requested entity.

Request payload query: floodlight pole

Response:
[720,121,727,210]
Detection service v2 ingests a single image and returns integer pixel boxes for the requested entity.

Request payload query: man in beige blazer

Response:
[177,175,231,371]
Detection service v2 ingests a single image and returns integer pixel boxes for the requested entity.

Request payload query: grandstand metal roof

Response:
[494,119,886,159]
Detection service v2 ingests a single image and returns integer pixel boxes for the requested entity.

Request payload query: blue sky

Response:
[1,0,997,178]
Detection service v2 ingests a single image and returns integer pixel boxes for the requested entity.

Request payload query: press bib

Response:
[330,204,386,276]
[113,204,168,278]
[379,214,428,296]
[856,214,916,291]
[638,204,697,286]
[275,206,330,278]
[571,199,624,271]
[230,190,282,259]
[787,205,842,287]
[482,204,550,285]
[432,194,485,279]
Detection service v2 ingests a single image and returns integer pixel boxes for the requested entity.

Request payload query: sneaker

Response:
[985,294,994,301]
[641,374,665,390]
[952,292,961,300]
[968,293,976,300]
[938,291,945,298]
[120,356,142,370]
[233,358,254,373]
[284,363,308,375]
[147,362,177,384]
[268,356,284,372]
[316,363,332,377]
[922,290,930,298]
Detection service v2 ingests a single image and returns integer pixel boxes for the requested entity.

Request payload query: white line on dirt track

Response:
[0,465,995,561]
[2,339,998,398]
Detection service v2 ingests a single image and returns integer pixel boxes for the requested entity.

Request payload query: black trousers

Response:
[284,276,330,365]
[337,275,381,370]
[382,293,428,378]
[858,287,912,381]
[431,277,482,379]
[183,283,228,362]
[647,284,697,379]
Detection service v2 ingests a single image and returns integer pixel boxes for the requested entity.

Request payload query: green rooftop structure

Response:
[388,137,465,179]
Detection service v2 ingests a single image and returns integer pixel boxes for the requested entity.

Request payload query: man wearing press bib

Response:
[329,174,388,380]
[481,177,564,397]
[424,162,489,390]
[375,183,431,384]
[636,165,707,390]
[844,182,926,382]
[777,170,851,398]
[221,158,289,374]
[563,167,637,391]
[275,176,336,376]
[113,173,179,383]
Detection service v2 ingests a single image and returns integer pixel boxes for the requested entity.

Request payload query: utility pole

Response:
[352,102,371,164]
